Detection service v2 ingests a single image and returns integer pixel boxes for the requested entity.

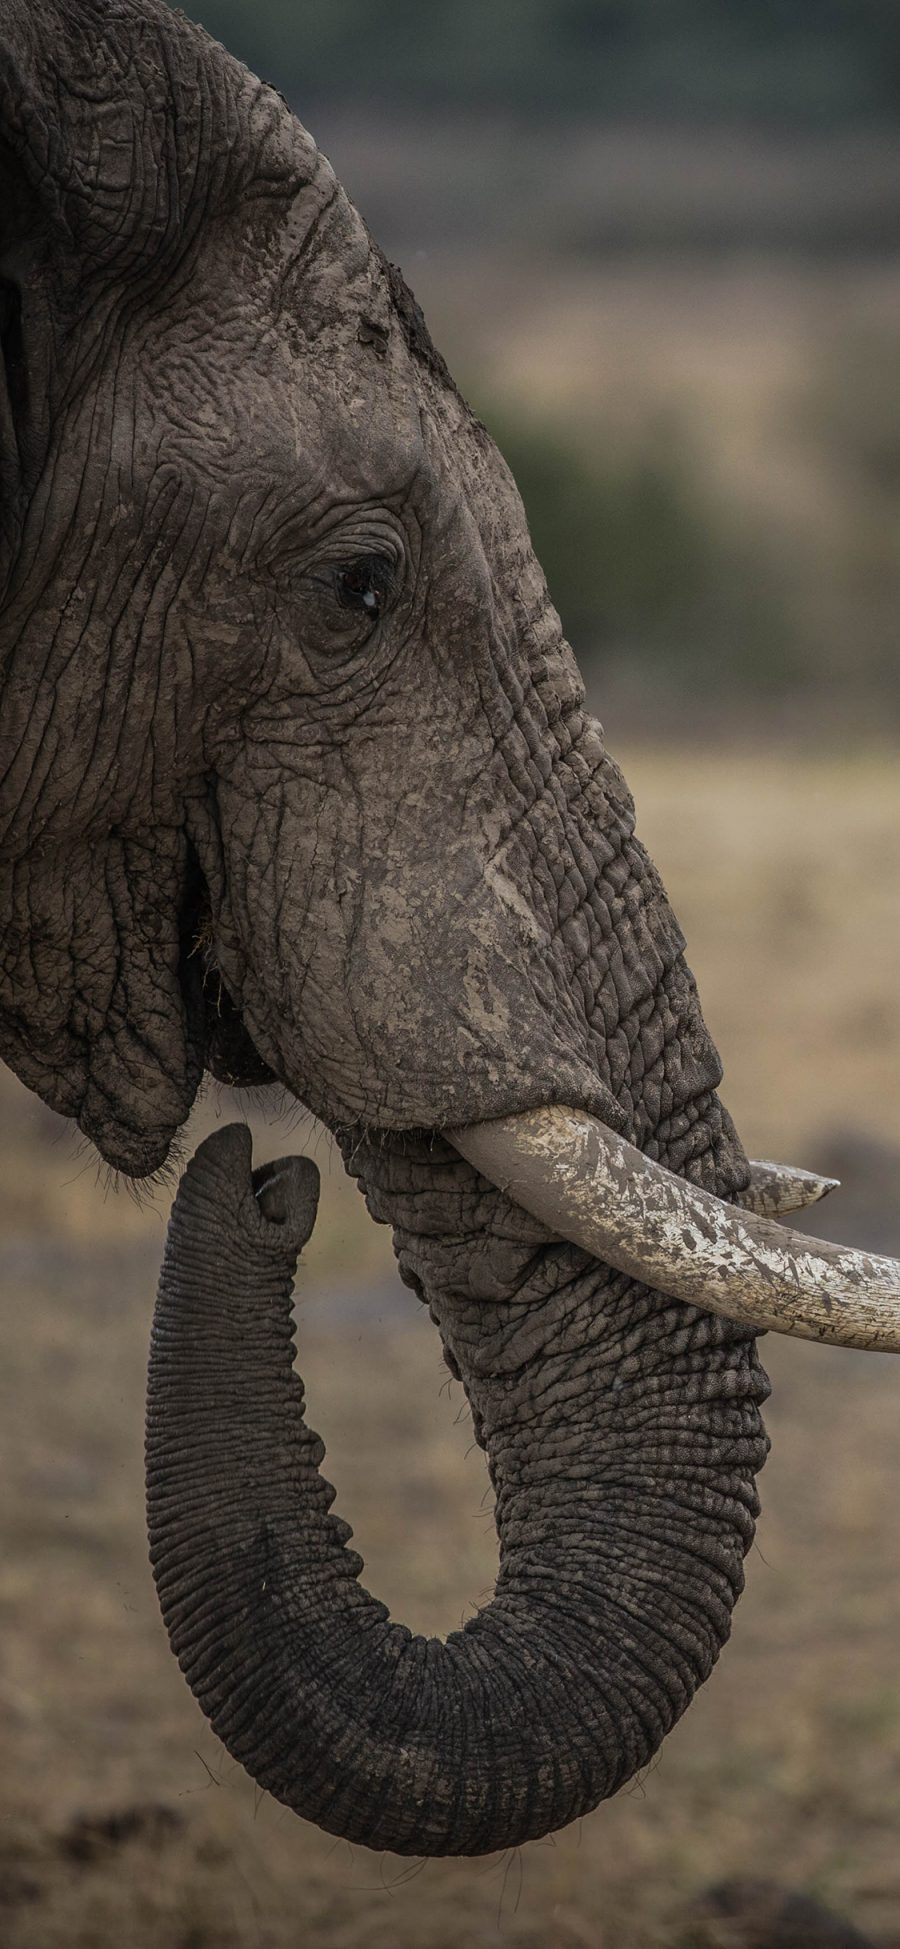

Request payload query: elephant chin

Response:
[146,1121,770,1858]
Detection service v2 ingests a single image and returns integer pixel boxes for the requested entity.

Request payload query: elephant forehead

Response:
[132,130,428,487]
[138,269,430,517]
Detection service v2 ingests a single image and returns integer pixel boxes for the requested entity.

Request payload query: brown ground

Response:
[2,744,899,1947]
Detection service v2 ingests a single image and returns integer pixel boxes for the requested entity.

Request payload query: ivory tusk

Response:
[449,1106,900,1354]
[742,1159,839,1217]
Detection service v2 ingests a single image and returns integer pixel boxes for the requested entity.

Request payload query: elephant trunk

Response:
[146,1123,769,1857]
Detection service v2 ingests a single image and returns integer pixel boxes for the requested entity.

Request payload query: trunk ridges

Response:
[146,1121,769,1858]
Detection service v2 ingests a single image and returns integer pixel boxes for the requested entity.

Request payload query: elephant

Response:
[2,0,899,1862]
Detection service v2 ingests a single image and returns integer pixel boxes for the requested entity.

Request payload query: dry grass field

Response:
[2,743,899,1948]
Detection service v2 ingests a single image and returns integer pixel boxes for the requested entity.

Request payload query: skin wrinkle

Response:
[8,393,102,668]
[272,179,342,316]
[8,430,128,826]
[469,764,688,1148]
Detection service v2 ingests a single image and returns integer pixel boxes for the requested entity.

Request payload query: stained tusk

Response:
[449,1106,900,1354]
[742,1159,840,1217]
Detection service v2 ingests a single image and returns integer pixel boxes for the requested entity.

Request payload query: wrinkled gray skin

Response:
[0,0,769,1856]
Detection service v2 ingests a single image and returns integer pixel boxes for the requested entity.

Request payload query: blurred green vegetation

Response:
[478,347,900,717]
[480,403,790,694]
[182,0,900,123]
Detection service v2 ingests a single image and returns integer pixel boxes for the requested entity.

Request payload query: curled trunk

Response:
[147,1123,769,1857]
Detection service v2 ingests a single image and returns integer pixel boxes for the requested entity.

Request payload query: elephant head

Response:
[2,0,898,1858]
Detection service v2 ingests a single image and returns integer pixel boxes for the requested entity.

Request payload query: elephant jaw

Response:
[449,1106,900,1353]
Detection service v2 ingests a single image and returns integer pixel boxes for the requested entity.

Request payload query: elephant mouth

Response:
[197,964,276,1093]
[184,866,275,1094]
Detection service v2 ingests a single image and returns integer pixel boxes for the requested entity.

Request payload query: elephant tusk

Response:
[742,1158,839,1217]
[449,1106,900,1353]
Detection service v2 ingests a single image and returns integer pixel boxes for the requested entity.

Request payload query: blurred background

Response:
[2,4,900,1946]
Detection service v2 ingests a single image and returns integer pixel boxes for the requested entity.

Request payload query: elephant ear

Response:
[0,1,286,1167]
[0,5,67,254]
[0,0,266,555]
[0,0,219,260]
[0,2,65,538]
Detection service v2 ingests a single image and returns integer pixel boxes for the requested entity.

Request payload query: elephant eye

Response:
[298,547,401,659]
[334,554,395,623]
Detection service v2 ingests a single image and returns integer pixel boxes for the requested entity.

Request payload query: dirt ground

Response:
[2,743,900,1948]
